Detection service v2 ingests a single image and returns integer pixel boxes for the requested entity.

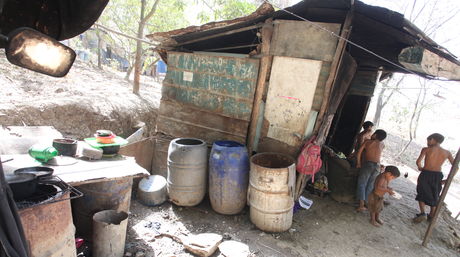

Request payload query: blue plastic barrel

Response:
[209,140,249,215]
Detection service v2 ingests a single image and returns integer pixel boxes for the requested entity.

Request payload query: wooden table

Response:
[1,154,149,186]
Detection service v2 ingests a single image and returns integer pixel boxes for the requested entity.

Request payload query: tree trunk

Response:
[373,87,386,126]
[97,27,103,69]
[125,65,134,80]
[398,86,423,157]
[133,0,146,95]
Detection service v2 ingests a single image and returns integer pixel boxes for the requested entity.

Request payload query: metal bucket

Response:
[72,178,133,239]
[92,210,129,257]
[167,138,207,206]
[137,175,168,206]
[209,140,249,215]
[19,190,76,257]
[248,152,296,232]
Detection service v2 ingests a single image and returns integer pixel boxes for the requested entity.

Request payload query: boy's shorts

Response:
[415,170,443,207]
[368,192,383,213]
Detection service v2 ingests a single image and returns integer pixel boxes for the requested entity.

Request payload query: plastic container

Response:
[209,141,249,215]
[28,144,58,162]
[167,138,207,206]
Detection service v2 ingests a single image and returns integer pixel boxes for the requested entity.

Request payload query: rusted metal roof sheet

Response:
[147,0,460,77]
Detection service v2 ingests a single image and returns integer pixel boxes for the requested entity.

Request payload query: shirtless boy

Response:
[356,129,387,212]
[413,133,454,223]
[368,166,400,227]
[349,121,374,162]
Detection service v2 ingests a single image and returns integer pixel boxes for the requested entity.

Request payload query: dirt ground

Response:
[0,52,160,139]
[126,170,460,257]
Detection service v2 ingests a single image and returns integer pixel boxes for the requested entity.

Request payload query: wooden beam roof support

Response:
[294,3,355,201]
[422,147,460,246]
[399,46,460,81]
[247,18,274,154]
[175,23,264,47]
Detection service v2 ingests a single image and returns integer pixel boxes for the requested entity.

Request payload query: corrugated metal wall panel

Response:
[156,52,259,145]
[163,52,259,120]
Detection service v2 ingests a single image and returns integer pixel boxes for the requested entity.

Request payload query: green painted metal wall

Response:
[163,52,259,121]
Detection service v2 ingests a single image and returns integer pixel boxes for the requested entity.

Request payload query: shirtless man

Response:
[368,166,400,227]
[413,133,454,223]
[356,129,387,212]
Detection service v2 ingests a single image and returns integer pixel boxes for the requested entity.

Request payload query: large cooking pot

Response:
[6,167,55,201]
[5,173,38,201]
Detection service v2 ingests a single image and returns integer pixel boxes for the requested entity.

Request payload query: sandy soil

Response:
[126,173,460,257]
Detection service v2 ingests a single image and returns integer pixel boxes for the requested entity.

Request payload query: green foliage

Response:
[197,0,258,23]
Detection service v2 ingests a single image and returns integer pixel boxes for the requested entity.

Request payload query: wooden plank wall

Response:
[153,52,260,175]
[256,20,341,156]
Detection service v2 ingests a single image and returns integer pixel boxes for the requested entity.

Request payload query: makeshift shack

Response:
[147,0,460,191]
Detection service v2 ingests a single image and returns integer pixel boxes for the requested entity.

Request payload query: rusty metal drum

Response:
[72,178,133,239]
[167,138,207,206]
[19,189,76,257]
[209,140,249,215]
[248,152,296,232]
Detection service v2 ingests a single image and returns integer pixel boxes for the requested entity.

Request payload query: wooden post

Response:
[422,147,460,247]
[133,0,146,95]
[247,18,274,153]
[294,7,355,200]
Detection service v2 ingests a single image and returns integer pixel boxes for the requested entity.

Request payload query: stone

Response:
[125,252,133,257]
[161,212,170,219]
[135,251,145,257]
[218,240,250,257]
[183,233,223,257]
[223,233,232,240]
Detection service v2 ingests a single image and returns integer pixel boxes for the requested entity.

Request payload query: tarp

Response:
[0,159,29,257]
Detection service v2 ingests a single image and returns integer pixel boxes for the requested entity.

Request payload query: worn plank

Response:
[264,56,322,147]
[247,19,274,153]
[270,20,341,61]
[157,100,248,144]
[119,138,154,172]
[399,46,460,81]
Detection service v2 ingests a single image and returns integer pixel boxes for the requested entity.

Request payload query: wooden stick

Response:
[247,19,274,153]
[422,147,460,246]
[294,8,355,200]
[201,44,259,52]
[175,23,264,47]
[94,23,157,46]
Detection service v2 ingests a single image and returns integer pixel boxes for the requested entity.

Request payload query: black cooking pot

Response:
[5,173,38,201]
[14,166,54,178]
[53,138,78,156]
[100,145,120,155]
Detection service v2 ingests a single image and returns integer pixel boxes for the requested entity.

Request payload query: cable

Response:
[262,0,459,83]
